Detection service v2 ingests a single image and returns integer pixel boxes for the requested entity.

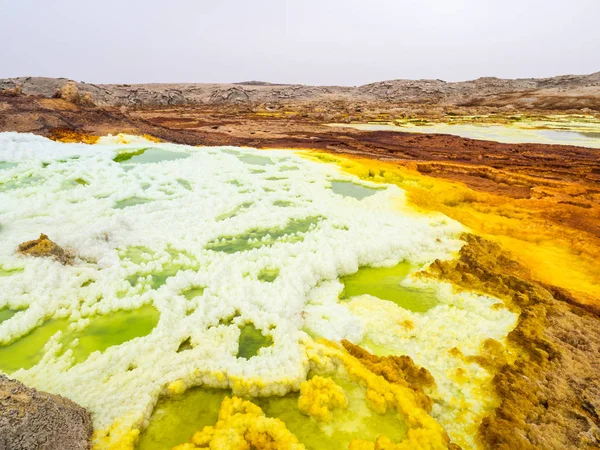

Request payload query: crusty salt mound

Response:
[0,133,517,449]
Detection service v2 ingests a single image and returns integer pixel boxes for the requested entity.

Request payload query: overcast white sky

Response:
[1,0,598,85]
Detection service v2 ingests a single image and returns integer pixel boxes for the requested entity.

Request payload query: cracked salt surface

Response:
[0,133,516,448]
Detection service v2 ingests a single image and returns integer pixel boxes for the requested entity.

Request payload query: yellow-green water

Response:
[237,323,273,359]
[137,374,407,450]
[182,286,205,300]
[238,154,273,166]
[258,267,280,282]
[0,305,159,373]
[126,266,184,290]
[0,308,20,324]
[216,202,253,221]
[60,305,160,364]
[0,162,18,170]
[0,318,69,373]
[330,122,600,149]
[114,197,153,209]
[331,180,381,200]
[206,216,320,253]
[114,148,190,164]
[137,387,228,450]
[341,263,439,312]
[0,266,23,277]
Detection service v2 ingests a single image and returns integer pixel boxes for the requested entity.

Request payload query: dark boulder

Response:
[0,375,92,450]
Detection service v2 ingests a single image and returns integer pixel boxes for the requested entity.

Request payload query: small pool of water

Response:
[238,154,273,166]
[126,265,184,290]
[114,148,190,164]
[255,377,406,450]
[331,181,381,200]
[341,262,439,312]
[330,123,600,149]
[237,323,273,359]
[0,308,20,324]
[182,286,205,300]
[0,162,18,170]
[114,197,153,209]
[206,216,320,253]
[138,387,227,450]
[0,318,70,373]
[0,266,24,277]
[216,201,253,221]
[60,305,159,364]
[137,373,407,450]
[0,305,160,373]
[1,175,43,191]
[258,268,280,282]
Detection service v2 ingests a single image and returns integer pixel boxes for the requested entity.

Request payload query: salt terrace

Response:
[0,133,517,449]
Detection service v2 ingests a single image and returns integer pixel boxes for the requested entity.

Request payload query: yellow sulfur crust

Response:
[172,396,305,450]
[300,151,600,309]
[297,375,348,422]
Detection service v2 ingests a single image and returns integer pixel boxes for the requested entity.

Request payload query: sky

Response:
[0,0,598,86]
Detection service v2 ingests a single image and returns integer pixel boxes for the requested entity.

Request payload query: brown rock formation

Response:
[341,339,435,412]
[0,375,92,450]
[1,72,599,109]
[17,234,73,265]
[425,234,600,449]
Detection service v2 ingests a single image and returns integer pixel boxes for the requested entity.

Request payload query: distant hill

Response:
[1,72,599,110]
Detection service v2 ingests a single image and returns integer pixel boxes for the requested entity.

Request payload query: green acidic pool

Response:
[256,376,407,450]
[60,305,159,364]
[206,217,320,254]
[0,266,24,277]
[216,202,253,221]
[341,263,439,312]
[237,323,273,359]
[182,286,205,300]
[238,154,273,166]
[0,318,70,373]
[0,306,160,373]
[258,268,280,282]
[331,181,381,200]
[126,266,183,290]
[0,162,18,170]
[138,373,407,450]
[114,148,189,164]
[114,197,153,209]
[137,387,228,450]
[0,309,20,324]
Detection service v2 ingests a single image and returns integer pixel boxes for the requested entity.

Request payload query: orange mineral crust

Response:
[423,234,600,449]
[305,152,600,311]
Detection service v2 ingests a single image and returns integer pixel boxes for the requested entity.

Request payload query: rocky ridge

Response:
[1,72,599,109]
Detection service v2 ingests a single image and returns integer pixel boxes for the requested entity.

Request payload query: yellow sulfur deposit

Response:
[298,376,348,422]
[301,151,600,307]
[172,396,305,450]
[304,340,452,449]
[171,339,455,450]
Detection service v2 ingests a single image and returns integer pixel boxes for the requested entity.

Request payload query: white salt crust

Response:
[0,133,516,447]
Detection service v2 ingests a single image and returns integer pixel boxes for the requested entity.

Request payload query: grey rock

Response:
[0,375,92,450]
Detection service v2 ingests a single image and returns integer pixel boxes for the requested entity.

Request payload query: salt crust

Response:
[0,133,515,448]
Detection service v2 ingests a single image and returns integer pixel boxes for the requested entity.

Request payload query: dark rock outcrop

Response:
[0,375,92,450]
